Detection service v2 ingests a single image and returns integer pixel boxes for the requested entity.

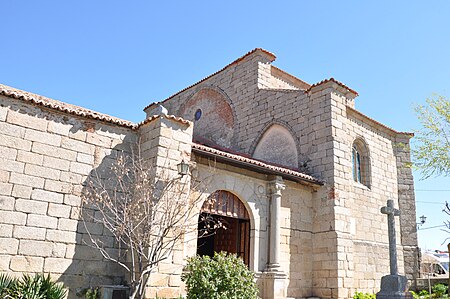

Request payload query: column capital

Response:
[268,176,285,195]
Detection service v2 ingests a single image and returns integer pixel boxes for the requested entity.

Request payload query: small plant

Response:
[82,287,102,299]
[0,273,66,299]
[182,251,259,299]
[353,291,376,299]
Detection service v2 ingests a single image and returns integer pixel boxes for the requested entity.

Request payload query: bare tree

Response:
[81,149,215,299]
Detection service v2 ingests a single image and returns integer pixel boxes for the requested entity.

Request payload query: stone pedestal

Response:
[261,272,287,299]
[376,275,412,299]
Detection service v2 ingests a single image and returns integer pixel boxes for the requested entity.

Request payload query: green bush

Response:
[432,284,448,298]
[353,291,376,299]
[182,251,259,299]
[0,273,66,299]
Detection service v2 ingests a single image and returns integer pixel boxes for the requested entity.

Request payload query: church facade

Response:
[0,49,418,299]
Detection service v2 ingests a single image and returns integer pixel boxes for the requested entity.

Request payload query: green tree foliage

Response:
[182,252,259,299]
[413,95,450,178]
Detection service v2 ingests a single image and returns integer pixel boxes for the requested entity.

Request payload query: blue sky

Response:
[1,1,450,250]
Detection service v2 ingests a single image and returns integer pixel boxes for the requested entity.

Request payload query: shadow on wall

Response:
[62,135,136,299]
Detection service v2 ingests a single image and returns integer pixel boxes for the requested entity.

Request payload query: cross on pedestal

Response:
[380,199,400,276]
[377,199,411,299]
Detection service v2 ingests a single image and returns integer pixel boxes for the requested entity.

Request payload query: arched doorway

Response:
[197,190,250,265]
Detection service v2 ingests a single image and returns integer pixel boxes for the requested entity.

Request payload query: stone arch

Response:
[179,86,237,148]
[252,122,299,169]
[194,174,264,272]
[352,137,371,188]
[198,190,251,265]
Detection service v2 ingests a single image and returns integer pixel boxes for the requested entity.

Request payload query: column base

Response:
[260,271,287,299]
[376,275,412,299]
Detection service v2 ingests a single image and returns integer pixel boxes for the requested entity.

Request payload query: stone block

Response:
[26,165,60,183]
[64,194,82,206]
[0,170,9,183]
[32,142,77,161]
[0,146,18,160]
[61,137,95,155]
[31,189,64,203]
[46,229,77,244]
[0,158,24,173]
[149,273,169,287]
[60,171,83,184]
[0,182,13,196]
[0,196,14,210]
[42,156,71,171]
[7,110,47,131]
[0,122,26,138]
[0,134,32,151]
[51,243,67,258]
[0,237,19,254]
[47,122,71,136]
[0,224,13,237]
[15,198,48,214]
[27,214,58,229]
[77,152,94,165]
[24,129,61,146]
[13,226,46,240]
[0,210,27,225]
[48,203,72,218]
[69,161,92,176]
[58,218,79,231]
[10,256,44,272]
[43,257,73,273]
[0,255,10,270]
[86,133,111,148]
[9,172,45,188]
[16,150,43,165]
[0,106,7,121]
[44,179,72,194]
[18,240,53,257]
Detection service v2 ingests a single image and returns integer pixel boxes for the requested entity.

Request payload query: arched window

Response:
[352,139,371,188]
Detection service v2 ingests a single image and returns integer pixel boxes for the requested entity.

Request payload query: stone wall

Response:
[0,94,136,297]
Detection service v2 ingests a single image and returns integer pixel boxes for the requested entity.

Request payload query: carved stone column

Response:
[262,176,287,299]
[266,176,285,271]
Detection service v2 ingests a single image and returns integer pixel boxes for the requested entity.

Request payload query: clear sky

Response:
[1,1,450,250]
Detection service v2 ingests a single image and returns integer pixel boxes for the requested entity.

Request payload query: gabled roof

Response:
[144,48,276,111]
[307,78,359,96]
[192,143,323,186]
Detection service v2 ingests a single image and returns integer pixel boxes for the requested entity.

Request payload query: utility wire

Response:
[418,224,447,231]
[416,189,450,192]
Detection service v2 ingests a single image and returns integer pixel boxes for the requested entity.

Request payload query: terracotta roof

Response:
[347,106,414,137]
[143,48,276,111]
[192,143,322,185]
[137,114,191,127]
[0,83,137,128]
[307,77,359,96]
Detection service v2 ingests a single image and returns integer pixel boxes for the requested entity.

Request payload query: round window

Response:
[194,109,202,121]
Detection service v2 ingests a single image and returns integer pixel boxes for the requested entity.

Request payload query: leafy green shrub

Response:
[353,291,376,299]
[182,252,259,299]
[0,273,66,299]
[432,284,448,298]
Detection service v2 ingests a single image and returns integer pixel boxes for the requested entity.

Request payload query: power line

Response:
[416,189,450,192]
[416,201,446,205]
[419,225,447,231]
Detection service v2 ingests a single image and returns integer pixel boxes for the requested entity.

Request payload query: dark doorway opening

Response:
[197,191,250,266]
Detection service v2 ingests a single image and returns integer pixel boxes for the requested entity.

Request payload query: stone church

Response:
[0,48,418,299]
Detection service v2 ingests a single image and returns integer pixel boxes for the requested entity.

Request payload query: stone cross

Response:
[380,199,401,276]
